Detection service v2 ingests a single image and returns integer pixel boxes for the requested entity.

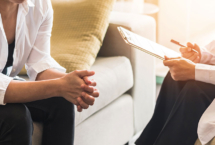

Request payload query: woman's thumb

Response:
[187,42,194,48]
[194,43,201,53]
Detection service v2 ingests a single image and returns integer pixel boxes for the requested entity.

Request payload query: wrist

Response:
[50,78,64,97]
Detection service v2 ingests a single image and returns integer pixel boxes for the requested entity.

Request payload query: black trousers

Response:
[0,97,75,145]
[135,72,215,145]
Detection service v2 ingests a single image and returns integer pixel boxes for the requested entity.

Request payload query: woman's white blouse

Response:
[0,0,66,104]
[196,40,215,84]
[196,41,215,145]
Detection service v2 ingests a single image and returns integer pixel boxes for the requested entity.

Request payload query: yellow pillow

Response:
[19,0,115,74]
[51,0,115,73]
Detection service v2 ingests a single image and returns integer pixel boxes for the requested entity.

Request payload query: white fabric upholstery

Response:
[74,94,134,145]
[75,56,133,126]
[32,123,43,145]
[99,11,157,133]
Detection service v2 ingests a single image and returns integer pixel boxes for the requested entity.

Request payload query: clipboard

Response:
[117,27,181,60]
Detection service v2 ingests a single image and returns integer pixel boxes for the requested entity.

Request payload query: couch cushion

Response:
[74,94,134,145]
[50,0,115,73]
[75,56,133,126]
[32,94,134,145]
[32,122,43,145]
[195,138,215,145]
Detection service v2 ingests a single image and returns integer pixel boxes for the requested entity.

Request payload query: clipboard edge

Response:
[117,26,165,61]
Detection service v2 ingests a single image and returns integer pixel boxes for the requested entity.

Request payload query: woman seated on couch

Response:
[0,0,99,145]
[135,40,215,145]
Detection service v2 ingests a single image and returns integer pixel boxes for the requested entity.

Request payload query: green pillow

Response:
[51,0,115,72]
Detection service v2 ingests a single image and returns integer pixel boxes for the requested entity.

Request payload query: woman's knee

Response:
[0,104,33,143]
[3,104,32,128]
[184,80,210,94]
[181,80,210,102]
[48,97,75,118]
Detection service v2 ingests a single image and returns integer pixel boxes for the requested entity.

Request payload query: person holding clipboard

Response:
[118,27,215,145]
[135,40,215,145]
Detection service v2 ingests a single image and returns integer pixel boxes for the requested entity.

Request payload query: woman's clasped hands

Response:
[58,70,99,112]
[163,42,201,81]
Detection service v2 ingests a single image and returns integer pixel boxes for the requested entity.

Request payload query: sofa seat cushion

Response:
[75,56,133,126]
[32,94,134,145]
[74,94,134,145]
[195,138,215,145]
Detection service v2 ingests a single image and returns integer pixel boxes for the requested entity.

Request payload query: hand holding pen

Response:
[171,39,201,63]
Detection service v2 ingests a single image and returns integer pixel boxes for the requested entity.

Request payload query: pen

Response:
[170,39,198,53]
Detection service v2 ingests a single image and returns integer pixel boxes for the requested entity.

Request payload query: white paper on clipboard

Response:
[118,26,181,60]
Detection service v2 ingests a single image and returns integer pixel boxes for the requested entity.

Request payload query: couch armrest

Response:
[98,11,156,134]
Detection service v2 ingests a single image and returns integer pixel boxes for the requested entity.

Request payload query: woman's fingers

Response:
[163,59,177,66]
[77,105,83,112]
[76,70,95,78]
[85,89,99,98]
[89,79,96,86]
[77,97,89,109]
[81,92,95,106]
[187,42,194,48]
[181,51,196,58]
[81,85,94,93]
[81,89,99,106]
[180,43,200,63]
[81,85,99,98]
[194,43,201,54]
[83,77,97,86]
[180,47,192,53]
[83,77,91,84]
[73,74,98,110]
[77,84,98,109]
[90,89,99,98]
[187,53,198,61]
[164,55,169,60]
[193,56,200,63]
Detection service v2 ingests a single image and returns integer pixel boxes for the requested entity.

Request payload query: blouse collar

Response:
[21,0,35,16]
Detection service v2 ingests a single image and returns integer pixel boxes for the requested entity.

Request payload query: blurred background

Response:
[113,0,215,80]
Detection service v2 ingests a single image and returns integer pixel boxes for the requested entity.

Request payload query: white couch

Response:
[32,11,156,145]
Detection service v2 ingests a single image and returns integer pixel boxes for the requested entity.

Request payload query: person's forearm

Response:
[4,79,62,104]
[36,69,66,81]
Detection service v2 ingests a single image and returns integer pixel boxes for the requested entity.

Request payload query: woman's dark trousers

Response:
[136,72,215,145]
[0,97,75,145]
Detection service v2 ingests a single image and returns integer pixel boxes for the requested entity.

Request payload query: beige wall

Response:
[145,0,158,5]
[158,0,215,51]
